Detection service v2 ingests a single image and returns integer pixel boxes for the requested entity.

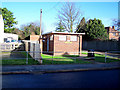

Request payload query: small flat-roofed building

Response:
[42,32,85,56]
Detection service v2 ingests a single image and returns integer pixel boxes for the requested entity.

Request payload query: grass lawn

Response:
[1,51,40,65]
[1,51,120,65]
[82,52,120,63]
[95,54,120,63]
[1,51,11,54]
[1,53,92,65]
[41,54,92,64]
[2,59,40,65]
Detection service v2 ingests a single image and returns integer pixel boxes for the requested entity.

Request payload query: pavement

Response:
[1,62,120,75]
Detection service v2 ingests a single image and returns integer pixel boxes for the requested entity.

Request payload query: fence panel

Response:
[83,40,119,51]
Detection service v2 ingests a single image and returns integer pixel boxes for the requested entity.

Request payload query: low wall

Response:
[83,40,120,51]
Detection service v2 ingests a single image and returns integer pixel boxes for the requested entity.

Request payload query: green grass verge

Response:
[82,52,88,54]
[1,51,120,65]
[1,51,11,54]
[82,52,120,63]
[2,59,40,65]
[1,53,92,65]
[1,51,40,65]
[41,54,92,64]
[42,59,92,65]
[95,54,120,63]
[2,59,26,65]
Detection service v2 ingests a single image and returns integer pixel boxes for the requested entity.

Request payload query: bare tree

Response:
[58,2,82,32]
[18,21,45,39]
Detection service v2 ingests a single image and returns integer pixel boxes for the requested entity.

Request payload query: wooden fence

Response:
[82,40,120,51]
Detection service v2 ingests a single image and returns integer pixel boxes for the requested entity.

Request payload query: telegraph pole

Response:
[39,9,43,64]
[40,9,42,37]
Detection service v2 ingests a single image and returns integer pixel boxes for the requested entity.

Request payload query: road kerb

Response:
[1,66,120,75]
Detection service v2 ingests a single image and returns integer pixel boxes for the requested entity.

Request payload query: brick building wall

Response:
[42,33,83,56]
[30,35,40,41]
[105,26,120,41]
[42,34,54,55]
[54,34,81,56]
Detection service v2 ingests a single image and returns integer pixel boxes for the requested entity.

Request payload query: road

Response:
[2,69,120,88]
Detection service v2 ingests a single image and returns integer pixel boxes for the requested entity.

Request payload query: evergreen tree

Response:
[86,18,108,40]
[76,17,86,33]
[55,20,65,32]
[0,8,17,33]
[76,18,109,40]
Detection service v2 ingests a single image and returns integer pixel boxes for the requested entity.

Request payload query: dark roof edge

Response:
[42,31,85,35]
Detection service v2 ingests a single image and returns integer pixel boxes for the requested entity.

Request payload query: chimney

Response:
[112,26,115,29]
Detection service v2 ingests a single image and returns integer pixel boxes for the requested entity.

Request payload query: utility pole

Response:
[40,9,42,37]
[39,9,43,64]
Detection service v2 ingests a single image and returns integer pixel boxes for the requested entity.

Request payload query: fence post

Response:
[105,52,107,63]
[74,57,76,64]
[52,53,53,64]
[39,51,43,64]
[26,51,28,64]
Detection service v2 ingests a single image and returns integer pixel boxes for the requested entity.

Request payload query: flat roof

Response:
[42,31,85,35]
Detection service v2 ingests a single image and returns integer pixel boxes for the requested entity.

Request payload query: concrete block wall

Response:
[23,40,41,60]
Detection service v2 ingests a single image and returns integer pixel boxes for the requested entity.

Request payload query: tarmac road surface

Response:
[2,69,120,88]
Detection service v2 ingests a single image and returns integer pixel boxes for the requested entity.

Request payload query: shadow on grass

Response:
[2,51,40,65]
[62,55,80,57]
[95,56,120,63]
[2,59,26,65]
[41,53,92,65]
[42,58,92,65]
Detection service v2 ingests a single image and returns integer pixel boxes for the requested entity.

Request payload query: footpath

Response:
[1,62,120,74]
